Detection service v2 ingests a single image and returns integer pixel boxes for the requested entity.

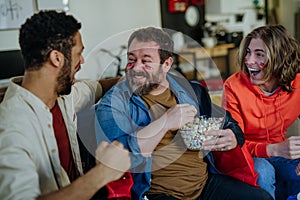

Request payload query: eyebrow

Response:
[143,55,152,59]
[254,49,265,52]
[247,48,265,53]
[127,52,153,59]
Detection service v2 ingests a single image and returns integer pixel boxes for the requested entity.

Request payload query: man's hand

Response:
[95,141,131,183]
[267,136,300,159]
[136,103,197,156]
[165,104,197,131]
[202,129,237,151]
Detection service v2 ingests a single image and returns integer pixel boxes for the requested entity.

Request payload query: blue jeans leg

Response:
[266,157,300,200]
[253,157,276,199]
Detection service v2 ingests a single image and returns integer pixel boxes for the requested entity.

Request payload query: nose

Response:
[244,54,255,66]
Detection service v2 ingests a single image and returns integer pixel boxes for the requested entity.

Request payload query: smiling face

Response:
[125,38,171,96]
[56,32,84,95]
[70,32,84,83]
[244,38,277,92]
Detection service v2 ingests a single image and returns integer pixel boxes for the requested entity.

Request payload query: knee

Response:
[253,158,275,183]
[254,158,274,173]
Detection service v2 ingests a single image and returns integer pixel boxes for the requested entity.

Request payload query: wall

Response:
[0,0,161,79]
[0,0,161,56]
[1,0,299,79]
[268,0,300,37]
[279,0,300,36]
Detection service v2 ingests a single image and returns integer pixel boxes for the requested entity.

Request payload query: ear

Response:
[162,56,173,72]
[49,50,64,68]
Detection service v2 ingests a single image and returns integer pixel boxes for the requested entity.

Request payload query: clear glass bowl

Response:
[179,116,224,150]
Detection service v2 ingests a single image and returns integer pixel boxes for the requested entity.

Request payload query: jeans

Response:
[254,157,300,200]
[253,157,276,199]
[145,173,273,200]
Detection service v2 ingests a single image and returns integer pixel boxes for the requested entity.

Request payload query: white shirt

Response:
[0,77,102,200]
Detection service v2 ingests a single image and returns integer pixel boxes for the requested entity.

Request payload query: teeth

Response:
[134,75,145,78]
[248,68,258,71]
[248,68,261,73]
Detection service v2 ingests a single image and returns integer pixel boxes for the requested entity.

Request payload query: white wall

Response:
[0,0,161,79]
[0,0,161,56]
[0,28,19,51]
[69,0,161,79]
[69,0,161,57]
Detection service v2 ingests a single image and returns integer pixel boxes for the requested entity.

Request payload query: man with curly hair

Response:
[0,10,130,199]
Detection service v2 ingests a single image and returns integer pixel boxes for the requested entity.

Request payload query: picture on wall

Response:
[0,0,34,30]
[37,0,69,11]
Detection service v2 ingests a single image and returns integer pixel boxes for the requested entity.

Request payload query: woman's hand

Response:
[202,129,238,151]
[267,136,300,159]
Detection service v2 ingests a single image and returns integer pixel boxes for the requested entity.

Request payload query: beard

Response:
[56,59,72,96]
[126,66,163,96]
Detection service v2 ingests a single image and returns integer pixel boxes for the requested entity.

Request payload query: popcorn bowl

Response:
[179,116,224,150]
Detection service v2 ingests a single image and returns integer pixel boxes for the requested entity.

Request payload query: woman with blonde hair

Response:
[222,24,300,200]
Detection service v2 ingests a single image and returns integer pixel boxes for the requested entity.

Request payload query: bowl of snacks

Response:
[179,116,224,150]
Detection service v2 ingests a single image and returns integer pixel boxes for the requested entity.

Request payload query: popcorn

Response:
[179,116,224,150]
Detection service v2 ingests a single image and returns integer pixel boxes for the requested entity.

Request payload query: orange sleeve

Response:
[245,140,269,158]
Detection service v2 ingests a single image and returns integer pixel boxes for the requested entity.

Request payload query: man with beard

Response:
[0,10,130,199]
[95,27,273,200]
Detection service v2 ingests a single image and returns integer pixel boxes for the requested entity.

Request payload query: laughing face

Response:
[244,38,277,92]
[56,32,84,96]
[126,38,169,96]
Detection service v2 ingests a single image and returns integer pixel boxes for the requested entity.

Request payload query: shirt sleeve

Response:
[72,80,102,113]
[95,88,147,169]
[245,141,269,157]
[0,130,41,200]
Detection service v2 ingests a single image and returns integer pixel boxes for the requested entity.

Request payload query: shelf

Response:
[175,43,235,80]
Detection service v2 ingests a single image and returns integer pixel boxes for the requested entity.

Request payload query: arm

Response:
[72,77,121,113]
[38,141,130,200]
[202,107,243,151]
[98,77,121,97]
[136,104,197,156]
[222,81,288,158]
[96,85,196,157]
[0,129,129,200]
[266,136,300,159]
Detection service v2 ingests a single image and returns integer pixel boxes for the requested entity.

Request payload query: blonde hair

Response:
[238,24,300,92]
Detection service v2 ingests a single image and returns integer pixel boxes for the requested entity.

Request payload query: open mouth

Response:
[248,67,261,76]
[75,65,81,73]
[133,75,146,79]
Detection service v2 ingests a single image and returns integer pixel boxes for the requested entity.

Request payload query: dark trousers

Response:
[145,173,273,200]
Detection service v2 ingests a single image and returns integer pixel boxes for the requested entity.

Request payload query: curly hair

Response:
[238,24,300,92]
[19,10,81,70]
[127,27,174,64]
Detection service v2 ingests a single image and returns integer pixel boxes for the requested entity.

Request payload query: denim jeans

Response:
[145,173,272,200]
[254,157,300,200]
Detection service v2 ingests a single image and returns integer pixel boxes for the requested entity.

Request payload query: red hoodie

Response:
[222,71,300,157]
